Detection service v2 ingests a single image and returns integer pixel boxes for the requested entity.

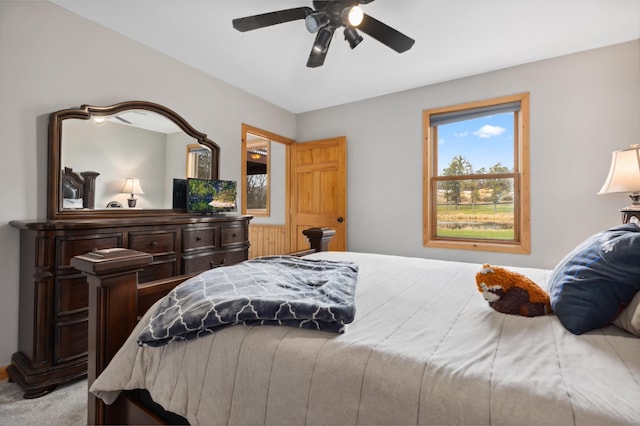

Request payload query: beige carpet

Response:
[0,378,86,426]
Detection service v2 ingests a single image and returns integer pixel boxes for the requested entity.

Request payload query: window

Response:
[423,93,530,253]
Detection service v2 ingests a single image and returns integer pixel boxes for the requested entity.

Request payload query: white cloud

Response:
[454,131,468,137]
[474,125,505,138]
[438,138,445,145]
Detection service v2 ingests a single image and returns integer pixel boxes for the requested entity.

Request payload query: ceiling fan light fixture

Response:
[232,1,416,67]
[304,12,329,33]
[312,27,333,53]
[344,27,363,49]
[343,5,364,27]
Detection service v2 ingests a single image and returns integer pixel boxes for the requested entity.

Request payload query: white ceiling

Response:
[52,0,640,114]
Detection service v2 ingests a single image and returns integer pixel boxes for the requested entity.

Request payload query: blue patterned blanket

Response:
[137,256,359,347]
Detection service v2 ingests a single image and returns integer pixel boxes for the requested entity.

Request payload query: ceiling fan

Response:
[232,0,415,68]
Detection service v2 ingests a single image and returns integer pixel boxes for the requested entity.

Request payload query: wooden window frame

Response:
[422,93,530,254]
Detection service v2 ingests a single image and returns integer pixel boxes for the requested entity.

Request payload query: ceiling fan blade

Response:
[232,7,314,32]
[306,48,328,68]
[358,13,415,53]
[306,29,334,68]
[115,115,132,124]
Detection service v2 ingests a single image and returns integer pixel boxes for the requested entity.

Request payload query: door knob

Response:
[337,216,344,223]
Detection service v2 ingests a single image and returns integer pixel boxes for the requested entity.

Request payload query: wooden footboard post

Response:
[71,249,152,426]
[303,227,336,252]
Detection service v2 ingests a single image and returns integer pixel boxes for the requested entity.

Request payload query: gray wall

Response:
[297,39,640,269]
[0,1,296,366]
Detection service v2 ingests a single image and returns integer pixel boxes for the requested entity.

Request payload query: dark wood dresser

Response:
[8,215,251,398]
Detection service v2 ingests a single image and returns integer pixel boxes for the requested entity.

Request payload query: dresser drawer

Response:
[54,317,87,364]
[182,250,216,274]
[129,230,176,255]
[183,226,216,251]
[57,233,122,270]
[220,225,247,247]
[55,274,88,316]
[138,258,177,283]
[182,248,248,274]
[210,249,248,268]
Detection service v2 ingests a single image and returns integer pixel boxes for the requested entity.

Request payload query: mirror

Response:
[240,124,292,223]
[245,135,270,215]
[48,101,220,219]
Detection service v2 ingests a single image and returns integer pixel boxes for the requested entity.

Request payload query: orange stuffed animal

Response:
[476,264,551,317]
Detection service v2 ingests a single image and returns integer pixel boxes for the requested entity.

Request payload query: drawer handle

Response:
[150,241,159,248]
[196,236,202,242]
[232,233,237,238]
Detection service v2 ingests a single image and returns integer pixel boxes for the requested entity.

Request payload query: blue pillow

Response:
[548,223,640,334]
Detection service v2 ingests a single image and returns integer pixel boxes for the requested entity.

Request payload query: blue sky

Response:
[437,112,514,173]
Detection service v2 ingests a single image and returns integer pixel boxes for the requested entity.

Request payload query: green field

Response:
[436,203,514,240]
[437,203,513,215]
[437,228,514,239]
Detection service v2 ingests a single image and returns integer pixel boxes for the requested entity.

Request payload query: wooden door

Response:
[290,137,347,251]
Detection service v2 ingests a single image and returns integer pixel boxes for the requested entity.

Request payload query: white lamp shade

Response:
[122,178,144,195]
[598,145,640,194]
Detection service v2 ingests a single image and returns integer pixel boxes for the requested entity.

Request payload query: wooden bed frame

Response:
[61,167,99,209]
[71,227,335,425]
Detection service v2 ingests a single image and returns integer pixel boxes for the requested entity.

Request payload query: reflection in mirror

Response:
[62,111,201,209]
[241,124,293,224]
[186,144,212,179]
[49,101,220,219]
[245,135,270,214]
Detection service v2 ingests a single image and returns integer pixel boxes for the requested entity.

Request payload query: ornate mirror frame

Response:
[48,100,220,219]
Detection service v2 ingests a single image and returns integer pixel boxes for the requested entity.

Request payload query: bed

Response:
[75,225,640,425]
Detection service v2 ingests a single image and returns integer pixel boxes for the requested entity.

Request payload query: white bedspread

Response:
[91,252,640,425]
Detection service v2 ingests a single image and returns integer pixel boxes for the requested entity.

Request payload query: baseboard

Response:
[0,365,8,381]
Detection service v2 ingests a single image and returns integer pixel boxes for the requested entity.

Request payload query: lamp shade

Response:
[598,145,640,194]
[122,178,144,195]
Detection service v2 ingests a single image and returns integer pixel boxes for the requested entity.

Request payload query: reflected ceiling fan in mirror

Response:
[232,0,415,68]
